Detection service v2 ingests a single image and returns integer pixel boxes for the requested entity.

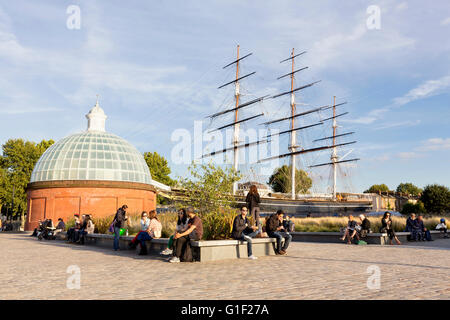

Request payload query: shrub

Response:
[200,207,237,240]
[401,201,426,215]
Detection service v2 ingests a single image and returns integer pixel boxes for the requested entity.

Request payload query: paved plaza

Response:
[1,232,449,300]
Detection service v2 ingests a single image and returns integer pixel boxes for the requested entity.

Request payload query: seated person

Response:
[358,214,371,238]
[136,210,162,255]
[77,215,94,244]
[266,210,292,255]
[416,215,433,241]
[283,215,295,232]
[128,211,150,249]
[436,218,448,238]
[341,215,358,244]
[72,215,86,243]
[405,213,420,241]
[30,220,43,237]
[160,209,189,255]
[67,214,81,242]
[169,208,202,263]
[231,206,260,260]
[54,218,66,236]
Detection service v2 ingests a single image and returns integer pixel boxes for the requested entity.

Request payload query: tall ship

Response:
[198,45,372,216]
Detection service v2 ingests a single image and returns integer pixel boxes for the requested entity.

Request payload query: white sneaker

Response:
[160,248,173,255]
[248,255,258,260]
[169,256,180,263]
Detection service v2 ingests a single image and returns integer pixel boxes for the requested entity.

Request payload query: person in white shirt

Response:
[436,218,448,238]
[137,210,162,255]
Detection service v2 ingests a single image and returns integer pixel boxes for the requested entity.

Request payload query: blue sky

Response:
[0,0,449,193]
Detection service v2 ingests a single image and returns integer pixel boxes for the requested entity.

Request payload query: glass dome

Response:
[30,131,152,184]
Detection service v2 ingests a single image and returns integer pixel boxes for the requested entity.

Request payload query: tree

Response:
[364,184,390,193]
[396,182,422,196]
[420,184,450,214]
[0,138,54,217]
[401,201,426,215]
[179,162,241,239]
[143,152,175,204]
[268,165,312,194]
[143,152,175,186]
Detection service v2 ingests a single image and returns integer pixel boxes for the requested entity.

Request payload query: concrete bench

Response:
[56,232,281,262]
[291,230,445,245]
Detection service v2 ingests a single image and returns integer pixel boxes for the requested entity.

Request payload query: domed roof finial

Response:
[86,96,107,132]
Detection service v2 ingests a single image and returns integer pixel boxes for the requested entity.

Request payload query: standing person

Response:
[340,215,358,244]
[160,208,189,255]
[136,210,162,255]
[231,206,260,260]
[113,205,128,251]
[436,218,448,238]
[169,207,203,263]
[246,185,261,231]
[266,210,292,255]
[380,212,401,245]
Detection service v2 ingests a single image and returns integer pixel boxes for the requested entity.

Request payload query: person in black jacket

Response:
[380,212,401,245]
[113,205,128,251]
[231,206,260,260]
[266,210,292,255]
[246,185,261,231]
[416,215,433,241]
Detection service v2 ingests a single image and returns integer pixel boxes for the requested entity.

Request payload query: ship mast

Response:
[289,49,297,200]
[202,45,268,195]
[309,97,359,200]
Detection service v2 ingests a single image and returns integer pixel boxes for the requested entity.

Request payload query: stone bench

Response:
[291,230,445,245]
[56,232,281,262]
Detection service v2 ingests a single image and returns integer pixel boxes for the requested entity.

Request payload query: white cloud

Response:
[397,152,422,159]
[393,76,450,106]
[375,120,421,130]
[416,137,450,151]
[441,17,450,26]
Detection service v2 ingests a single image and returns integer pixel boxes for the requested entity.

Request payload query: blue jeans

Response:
[268,231,292,252]
[137,232,153,251]
[113,227,121,250]
[240,230,260,257]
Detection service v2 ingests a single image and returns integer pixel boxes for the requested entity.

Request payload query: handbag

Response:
[108,220,115,233]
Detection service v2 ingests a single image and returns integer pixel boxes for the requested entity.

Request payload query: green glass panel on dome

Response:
[30,131,152,185]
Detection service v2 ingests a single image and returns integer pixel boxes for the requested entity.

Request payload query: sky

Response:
[0,0,449,194]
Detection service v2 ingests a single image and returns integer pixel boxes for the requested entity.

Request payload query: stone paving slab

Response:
[0,233,449,300]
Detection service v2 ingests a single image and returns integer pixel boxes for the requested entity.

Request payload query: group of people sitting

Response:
[66,214,95,244]
[341,212,449,245]
[122,205,294,263]
[406,213,447,241]
[30,218,66,240]
[340,214,372,244]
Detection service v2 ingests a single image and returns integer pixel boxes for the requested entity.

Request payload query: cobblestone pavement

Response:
[1,233,449,300]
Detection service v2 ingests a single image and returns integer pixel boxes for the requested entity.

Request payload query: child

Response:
[436,218,448,238]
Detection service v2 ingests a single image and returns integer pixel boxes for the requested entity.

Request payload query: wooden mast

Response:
[332,96,337,201]
[232,45,240,195]
[289,48,297,200]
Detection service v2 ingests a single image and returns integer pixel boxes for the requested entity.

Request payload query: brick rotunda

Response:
[25,101,169,231]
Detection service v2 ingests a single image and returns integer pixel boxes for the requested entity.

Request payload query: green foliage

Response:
[401,201,426,215]
[144,152,175,205]
[396,182,422,196]
[179,162,241,215]
[178,162,241,240]
[268,165,312,194]
[201,207,238,240]
[364,184,390,193]
[420,184,450,214]
[0,139,54,216]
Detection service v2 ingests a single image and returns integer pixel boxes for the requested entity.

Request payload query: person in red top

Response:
[169,207,202,263]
